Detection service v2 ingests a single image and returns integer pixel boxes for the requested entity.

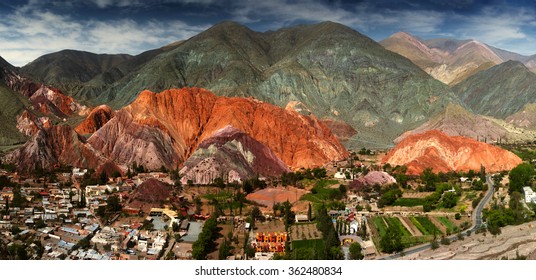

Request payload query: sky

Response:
[1,0,536,66]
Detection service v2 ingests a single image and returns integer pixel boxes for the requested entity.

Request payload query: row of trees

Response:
[192,215,220,259]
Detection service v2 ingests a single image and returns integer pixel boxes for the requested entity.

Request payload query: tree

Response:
[307,203,312,221]
[349,242,364,260]
[99,171,108,184]
[509,163,535,194]
[441,192,458,208]
[106,195,122,212]
[379,228,403,253]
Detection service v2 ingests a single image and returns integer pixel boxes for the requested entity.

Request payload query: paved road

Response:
[379,175,494,260]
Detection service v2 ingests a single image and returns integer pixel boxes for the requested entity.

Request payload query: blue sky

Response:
[1,0,536,66]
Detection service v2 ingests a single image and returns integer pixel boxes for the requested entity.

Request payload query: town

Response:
[0,143,534,260]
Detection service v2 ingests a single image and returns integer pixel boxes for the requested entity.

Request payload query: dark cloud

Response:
[0,0,535,66]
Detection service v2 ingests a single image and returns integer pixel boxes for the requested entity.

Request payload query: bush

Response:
[455,213,461,220]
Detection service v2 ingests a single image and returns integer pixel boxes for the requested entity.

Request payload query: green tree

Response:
[307,203,312,221]
[349,242,364,260]
[106,195,122,212]
[379,228,403,253]
[509,163,535,194]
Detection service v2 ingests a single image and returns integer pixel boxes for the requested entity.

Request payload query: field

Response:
[291,239,325,258]
[392,198,425,207]
[436,216,456,232]
[370,215,446,252]
[291,223,323,241]
[410,216,441,235]
[300,179,342,203]
[383,217,411,237]
[246,187,307,210]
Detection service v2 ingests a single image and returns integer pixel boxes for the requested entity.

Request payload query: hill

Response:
[452,60,536,119]
[383,130,522,175]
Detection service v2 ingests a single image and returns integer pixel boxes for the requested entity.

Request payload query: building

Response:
[523,186,536,203]
[295,214,309,223]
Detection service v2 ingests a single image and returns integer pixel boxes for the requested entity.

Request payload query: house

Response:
[295,214,309,223]
[523,186,536,203]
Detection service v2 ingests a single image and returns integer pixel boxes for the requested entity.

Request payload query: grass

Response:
[301,179,340,203]
[373,217,387,237]
[436,217,455,232]
[384,217,411,237]
[291,239,324,251]
[414,216,441,236]
[392,198,425,207]
[401,235,435,247]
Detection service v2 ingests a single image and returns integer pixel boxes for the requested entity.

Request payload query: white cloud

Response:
[0,7,208,66]
[456,7,532,44]
[229,0,444,34]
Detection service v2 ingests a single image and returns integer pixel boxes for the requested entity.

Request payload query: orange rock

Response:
[91,87,348,170]
[75,105,115,134]
[382,130,522,175]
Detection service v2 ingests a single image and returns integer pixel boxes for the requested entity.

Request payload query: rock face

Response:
[349,171,397,191]
[16,110,52,136]
[4,125,101,172]
[89,87,347,171]
[320,118,357,143]
[180,126,290,185]
[505,103,536,131]
[75,105,115,134]
[453,61,536,119]
[383,130,522,175]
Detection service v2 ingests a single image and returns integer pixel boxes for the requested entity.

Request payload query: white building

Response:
[523,187,536,203]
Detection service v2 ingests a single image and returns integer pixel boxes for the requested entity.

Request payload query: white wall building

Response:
[523,186,536,203]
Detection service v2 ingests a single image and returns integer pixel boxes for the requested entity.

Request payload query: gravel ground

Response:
[400,221,536,260]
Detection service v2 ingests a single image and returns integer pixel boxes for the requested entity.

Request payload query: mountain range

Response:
[381,32,536,85]
[0,21,535,177]
[20,21,460,148]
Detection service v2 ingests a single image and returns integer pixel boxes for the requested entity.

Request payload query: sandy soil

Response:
[400,221,536,260]
[246,187,308,209]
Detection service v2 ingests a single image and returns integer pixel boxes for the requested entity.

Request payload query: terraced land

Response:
[436,217,456,232]
[410,216,442,235]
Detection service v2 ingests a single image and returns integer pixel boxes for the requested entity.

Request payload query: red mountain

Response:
[75,105,115,134]
[89,87,348,171]
[382,130,522,175]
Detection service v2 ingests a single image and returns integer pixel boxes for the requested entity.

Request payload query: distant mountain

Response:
[506,103,536,131]
[87,87,347,171]
[0,57,32,145]
[395,103,536,144]
[452,60,536,119]
[21,44,182,102]
[21,50,132,86]
[383,130,522,175]
[26,21,458,148]
[381,32,536,85]
[381,32,502,85]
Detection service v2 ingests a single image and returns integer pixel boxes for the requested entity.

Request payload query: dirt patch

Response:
[246,187,307,209]
[401,216,423,237]
[429,216,447,234]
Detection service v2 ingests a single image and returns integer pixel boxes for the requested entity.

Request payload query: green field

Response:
[301,179,340,203]
[373,217,388,237]
[436,217,456,232]
[384,217,411,237]
[411,216,441,235]
[392,198,425,207]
